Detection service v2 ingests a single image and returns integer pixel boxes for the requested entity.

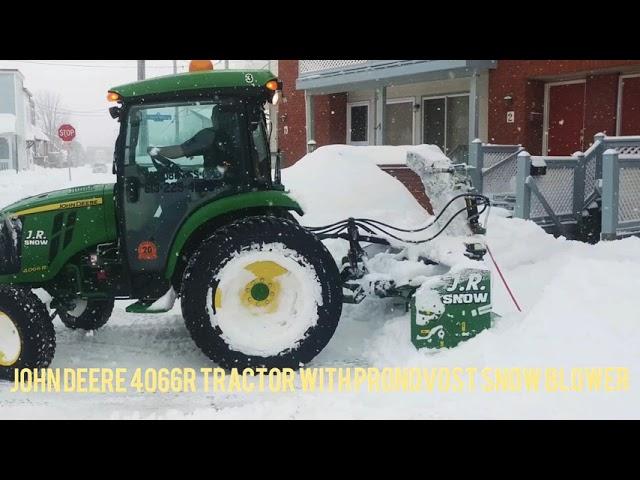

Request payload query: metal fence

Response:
[514,153,586,233]
[468,140,524,208]
[601,150,640,240]
[508,134,640,240]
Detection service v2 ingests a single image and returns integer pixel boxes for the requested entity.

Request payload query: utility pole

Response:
[138,60,147,149]
[173,60,179,143]
[137,60,146,80]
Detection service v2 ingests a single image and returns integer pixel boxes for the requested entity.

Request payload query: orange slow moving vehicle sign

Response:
[137,241,158,261]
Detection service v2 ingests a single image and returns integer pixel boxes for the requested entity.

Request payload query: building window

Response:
[617,74,640,136]
[0,138,9,160]
[422,94,469,155]
[347,102,370,145]
[385,99,414,145]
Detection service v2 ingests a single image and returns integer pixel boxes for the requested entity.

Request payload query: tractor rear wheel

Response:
[58,298,114,331]
[0,286,56,380]
[181,216,342,369]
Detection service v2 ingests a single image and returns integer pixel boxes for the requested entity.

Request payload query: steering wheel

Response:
[148,148,183,176]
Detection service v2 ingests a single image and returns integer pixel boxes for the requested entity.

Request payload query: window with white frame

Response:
[385,98,414,145]
[0,138,9,159]
[347,102,370,145]
[422,94,469,155]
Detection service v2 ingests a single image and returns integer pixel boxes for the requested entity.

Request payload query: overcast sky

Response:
[0,60,270,148]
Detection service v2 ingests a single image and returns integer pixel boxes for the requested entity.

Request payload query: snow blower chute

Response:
[309,150,497,350]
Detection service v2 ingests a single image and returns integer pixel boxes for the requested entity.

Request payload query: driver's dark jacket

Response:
[181,128,234,178]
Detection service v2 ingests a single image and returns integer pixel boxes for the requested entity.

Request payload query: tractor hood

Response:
[2,184,114,218]
[0,183,118,283]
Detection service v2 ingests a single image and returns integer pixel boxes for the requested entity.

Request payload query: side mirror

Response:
[109,106,122,120]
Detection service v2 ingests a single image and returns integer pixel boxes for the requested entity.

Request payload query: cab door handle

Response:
[126,176,140,203]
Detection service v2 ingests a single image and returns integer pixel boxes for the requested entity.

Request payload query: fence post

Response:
[514,151,532,219]
[573,152,586,218]
[468,139,483,194]
[600,149,619,241]
[593,132,606,179]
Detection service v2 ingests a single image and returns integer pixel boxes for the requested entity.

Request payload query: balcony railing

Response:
[298,60,370,76]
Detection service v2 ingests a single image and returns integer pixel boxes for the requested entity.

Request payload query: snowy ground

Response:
[1,154,639,419]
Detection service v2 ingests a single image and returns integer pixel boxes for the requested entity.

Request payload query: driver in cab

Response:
[147,104,237,180]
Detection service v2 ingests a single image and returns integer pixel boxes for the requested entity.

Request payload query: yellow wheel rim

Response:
[215,260,289,313]
[207,244,323,357]
[0,310,21,367]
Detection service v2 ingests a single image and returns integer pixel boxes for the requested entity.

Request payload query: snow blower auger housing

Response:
[309,181,495,351]
[0,63,495,379]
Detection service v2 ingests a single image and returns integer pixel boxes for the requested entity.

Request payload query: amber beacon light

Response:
[189,60,214,72]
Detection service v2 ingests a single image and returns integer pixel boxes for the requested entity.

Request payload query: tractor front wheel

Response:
[0,286,56,380]
[181,216,342,369]
[58,298,114,331]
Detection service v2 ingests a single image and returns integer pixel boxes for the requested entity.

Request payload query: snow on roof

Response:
[0,114,16,135]
[33,125,49,141]
[25,123,49,142]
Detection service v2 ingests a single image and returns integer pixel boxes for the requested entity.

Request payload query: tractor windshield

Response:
[124,98,269,182]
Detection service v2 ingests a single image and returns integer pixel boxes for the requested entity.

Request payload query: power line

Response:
[9,60,181,69]
[33,102,105,114]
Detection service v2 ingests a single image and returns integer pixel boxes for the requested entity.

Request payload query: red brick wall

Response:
[379,165,433,214]
[489,60,640,154]
[314,93,347,147]
[277,60,307,166]
[277,60,347,166]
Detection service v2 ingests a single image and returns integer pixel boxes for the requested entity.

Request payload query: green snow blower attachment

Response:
[308,153,499,351]
[411,268,492,349]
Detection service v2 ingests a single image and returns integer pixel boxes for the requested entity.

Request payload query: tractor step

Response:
[125,301,171,314]
[126,288,178,314]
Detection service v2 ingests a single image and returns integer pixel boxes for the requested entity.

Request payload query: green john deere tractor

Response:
[0,67,345,377]
[0,65,495,379]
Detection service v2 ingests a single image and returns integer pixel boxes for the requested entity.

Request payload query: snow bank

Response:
[299,144,450,166]
[0,166,115,210]
[282,145,431,228]
[1,146,639,419]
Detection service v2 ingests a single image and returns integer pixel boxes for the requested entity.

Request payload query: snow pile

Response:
[1,146,640,419]
[282,145,431,228]
[0,166,115,210]
[291,144,449,167]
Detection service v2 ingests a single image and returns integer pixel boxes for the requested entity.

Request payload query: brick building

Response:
[272,60,640,208]
[275,60,640,159]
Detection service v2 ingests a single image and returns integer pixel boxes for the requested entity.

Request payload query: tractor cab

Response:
[107,64,286,300]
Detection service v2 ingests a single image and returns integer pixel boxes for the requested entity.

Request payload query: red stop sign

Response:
[58,124,76,142]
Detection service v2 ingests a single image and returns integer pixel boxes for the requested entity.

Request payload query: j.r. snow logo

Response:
[441,272,489,304]
[24,230,48,246]
[24,212,77,263]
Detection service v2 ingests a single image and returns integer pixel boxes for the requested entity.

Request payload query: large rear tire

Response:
[0,286,56,380]
[181,216,342,369]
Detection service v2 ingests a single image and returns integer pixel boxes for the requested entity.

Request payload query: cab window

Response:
[124,99,248,179]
